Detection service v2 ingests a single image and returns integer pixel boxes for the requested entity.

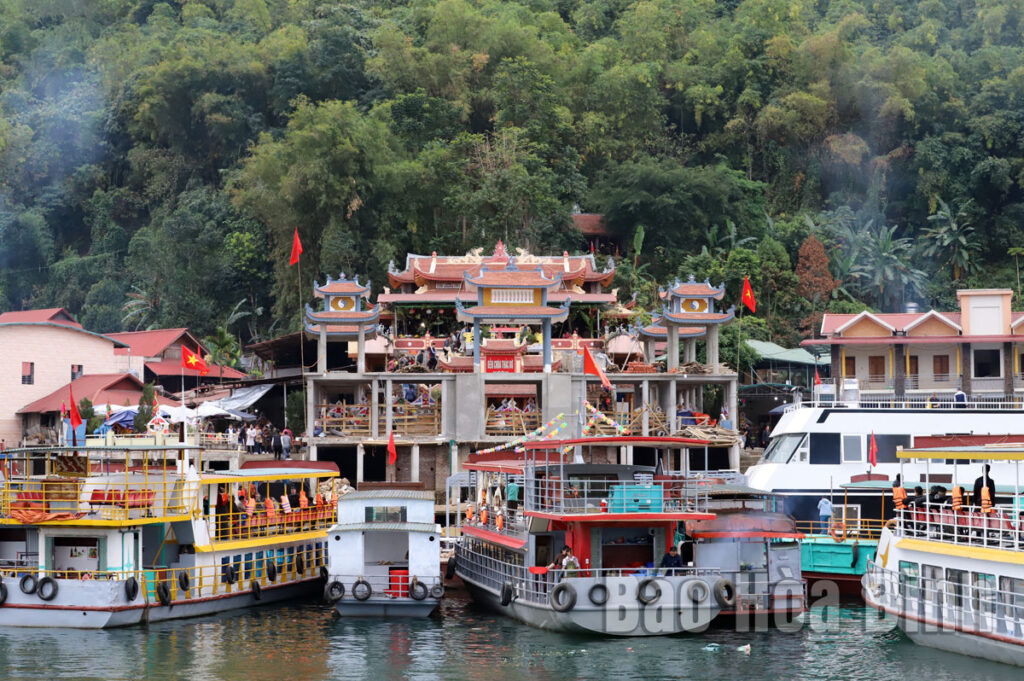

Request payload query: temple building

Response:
[301,244,741,494]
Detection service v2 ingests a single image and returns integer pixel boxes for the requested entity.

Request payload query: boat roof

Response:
[523,436,713,450]
[899,445,1024,461]
[200,467,338,484]
[3,445,200,454]
[842,479,1022,494]
[339,490,434,502]
[331,521,437,533]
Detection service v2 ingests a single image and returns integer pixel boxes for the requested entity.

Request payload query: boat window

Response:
[842,435,863,462]
[999,576,1024,621]
[898,560,918,599]
[922,565,942,604]
[365,506,407,523]
[762,434,806,463]
[945,568,967,609]
[972,572,996,614]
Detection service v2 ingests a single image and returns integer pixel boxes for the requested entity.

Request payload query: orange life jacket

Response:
[951,486,964,512]
[893,486,907,510]
[280,494,292,514]
[981,485,993,513]
[245,497,256,517]
[480,507,488,525]
[315,493,325,507]
[264,497,276,517]
[466,504,474,523]
[299,489,309,509]
[496,513,504,531]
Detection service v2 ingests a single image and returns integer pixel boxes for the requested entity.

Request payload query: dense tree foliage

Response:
[3,0,1024,349]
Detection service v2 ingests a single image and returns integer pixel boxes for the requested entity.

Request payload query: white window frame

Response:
[491,288,533,304]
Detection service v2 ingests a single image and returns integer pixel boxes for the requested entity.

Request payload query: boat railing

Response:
[893,506,1024,550]
[455,541,721,606]
[198,433,239,450]
[794,518,887,540]
[524,476,710,515]
[866,561,1024,639]
[326,572,443,598]
[207,502,337,542]
[462,504,529,538]
[3,545,327,602]
[787,395,1024,411]
[1,476,192,522]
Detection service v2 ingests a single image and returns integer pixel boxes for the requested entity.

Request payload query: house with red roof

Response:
[107,328,247,392]
[803,289,1024,401]
[0,310,130,445]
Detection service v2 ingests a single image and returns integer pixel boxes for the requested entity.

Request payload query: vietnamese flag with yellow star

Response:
[181,345,209,375]
[741,276,756,313]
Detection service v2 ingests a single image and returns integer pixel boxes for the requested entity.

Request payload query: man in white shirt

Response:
[817,496,833,533]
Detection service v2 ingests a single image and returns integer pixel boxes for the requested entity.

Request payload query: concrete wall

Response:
[1,325,126,445]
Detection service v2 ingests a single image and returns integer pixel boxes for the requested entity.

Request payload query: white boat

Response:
[745,400,1024,522]
[324,487,443,617]
[0,445,339,628]
[863,443,1024,667]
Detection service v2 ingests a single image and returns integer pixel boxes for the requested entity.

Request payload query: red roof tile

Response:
[661,311,734,324]
[466,268,559,287]
[819,312,970,336]
[145,360,246,379]
[458,305,569,319]
[314,281,370,296]
[667,281,725,299]
[18,374,181,414]
[572,213,609,236]
[305,310,379,322]
[107,328,195,357]
[0,307,81,328]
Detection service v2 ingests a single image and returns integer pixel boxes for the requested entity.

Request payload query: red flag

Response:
[387,431,397,466]
[741,276,756,313]
[181,345,209,375]
[289,227,303,266]
[583,346,612,391]
[869,432,878,468]
[69,386,83,431]
[814,369,821,386]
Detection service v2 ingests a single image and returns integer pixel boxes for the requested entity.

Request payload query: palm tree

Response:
[121,285,159,330]
[854,224,927,311]
[203,325,242,383]
[922,197,980,281]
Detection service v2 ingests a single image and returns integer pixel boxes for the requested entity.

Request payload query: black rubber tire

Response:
[295,554,305,575]
[637,578,661,605]
[352,579,372,601]
[549,582,576,612]
[266,560,278,583]
[320,566,329,581]
[713,578,736,608]
[156,581,171,606]
[251,580,262,601]
[177,571,190,593]
[124,577,139,602]
[444,558,456,580]
[0,581,7,605]
[19,574,37,595]
[430,583,444,599]
[500,581,514,606]
[37,577,58,602]
[588,582,609,606]
[325,581,345,603]
[409,580,428,601]
[685,579,709,604]
[225,564,238,585]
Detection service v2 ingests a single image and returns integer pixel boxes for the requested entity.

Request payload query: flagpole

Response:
[298,254,306,447]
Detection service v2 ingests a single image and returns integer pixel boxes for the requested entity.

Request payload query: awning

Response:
[213,384,274,411]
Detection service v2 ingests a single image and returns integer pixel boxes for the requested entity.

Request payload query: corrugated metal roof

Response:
[745,339,829,366]
[340,490,436,501]
[331,522,439,533]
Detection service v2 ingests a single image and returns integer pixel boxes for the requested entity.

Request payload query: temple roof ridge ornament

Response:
[313,272,371,298]
[661,275,726,300]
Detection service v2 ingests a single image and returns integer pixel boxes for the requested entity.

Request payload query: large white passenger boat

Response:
[745,399,1024,522]
[0,444,338,627]
[324,486,443,617]
[863,444,1024,667]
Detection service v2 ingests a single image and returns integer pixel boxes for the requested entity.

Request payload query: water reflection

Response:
[0,594,1016,681]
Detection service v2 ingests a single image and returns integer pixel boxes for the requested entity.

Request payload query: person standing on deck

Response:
[817,495,833,533]
[973,464,996,508]
[271,428,283,460]
[281,430,292,460]
[659,546,683,576]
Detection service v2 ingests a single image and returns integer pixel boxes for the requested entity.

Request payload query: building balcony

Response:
[315,402,441,438]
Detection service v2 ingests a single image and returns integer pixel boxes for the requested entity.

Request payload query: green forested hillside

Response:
[2,0,1023,348]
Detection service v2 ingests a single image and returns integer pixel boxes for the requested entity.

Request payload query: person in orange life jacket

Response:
[973,464,996,508]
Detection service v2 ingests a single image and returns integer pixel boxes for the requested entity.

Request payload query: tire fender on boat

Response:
[0,580,7,606]
[410,579,428,601]
[320,566,329,581]
[37,577,58,602]
[637,578,661,605]
[549,582,576,612]
[500,581,514,607]
[124,577,139,602]
[430,583,444,599]
[295,554,305,575]
[713,578,737,608]
[156,581,171,606]
[251,580,262,601]
[684,579,709,604]
[588,582,609,606]
[19,574,37,595]
[177,571,190,593]
[225,565,238,585]
[352,578,372,601]
[267,560,278,583]
[445,558,456,580]
[325,580,345,603]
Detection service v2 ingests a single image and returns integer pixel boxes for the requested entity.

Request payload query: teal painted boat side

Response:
[800,536,877,576]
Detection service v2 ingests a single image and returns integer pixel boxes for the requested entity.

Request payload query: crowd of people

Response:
[224,423,293,459]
